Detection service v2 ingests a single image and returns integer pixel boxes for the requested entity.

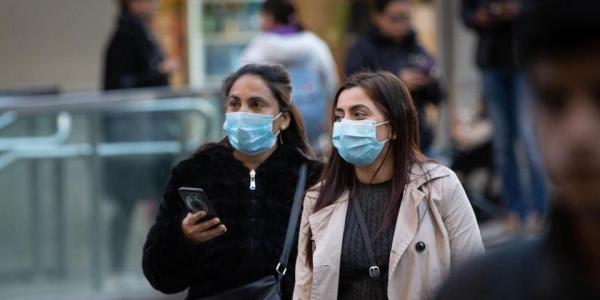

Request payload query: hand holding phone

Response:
[181,211,227,244]
[179,187,226,244]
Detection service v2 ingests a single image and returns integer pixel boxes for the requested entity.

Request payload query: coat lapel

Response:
[388,184,425,278]
[308,194,349,266]
[388,163,451,280]
[307,191,349,299]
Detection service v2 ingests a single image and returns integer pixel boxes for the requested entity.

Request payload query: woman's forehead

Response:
[229,75,274,98]
[336,87,376,109]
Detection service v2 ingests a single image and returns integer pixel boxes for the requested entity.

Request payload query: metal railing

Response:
[0,87,223,293]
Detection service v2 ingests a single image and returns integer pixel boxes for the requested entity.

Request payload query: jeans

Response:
[482,69,548,219]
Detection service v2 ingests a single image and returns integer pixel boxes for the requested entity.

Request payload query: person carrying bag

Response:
[142,64,322,300]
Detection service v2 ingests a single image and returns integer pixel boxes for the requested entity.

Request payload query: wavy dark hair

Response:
[306,71,425,265]
[199,64,313,157]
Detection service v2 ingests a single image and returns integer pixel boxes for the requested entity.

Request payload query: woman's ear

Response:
[389,126,397,140]
[279,112,291,131]
[273,112,291,131]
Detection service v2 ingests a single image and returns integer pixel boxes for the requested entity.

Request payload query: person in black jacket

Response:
[142,64,322,299]
[102,0,179,274]
[103,0,178,90]
[435,1,600,299]
[345,0,443,155]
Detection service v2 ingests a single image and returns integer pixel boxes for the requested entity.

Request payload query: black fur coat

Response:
[142,143,322,299]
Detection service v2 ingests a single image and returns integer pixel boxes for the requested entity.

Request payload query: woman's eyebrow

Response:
[335,104,371,113]
[349,104,371,111]
[248,96,269,104]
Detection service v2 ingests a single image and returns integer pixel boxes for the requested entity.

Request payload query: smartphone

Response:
[178,187,218,219]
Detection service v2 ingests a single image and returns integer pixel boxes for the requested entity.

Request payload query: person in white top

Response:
[241,0,339,152]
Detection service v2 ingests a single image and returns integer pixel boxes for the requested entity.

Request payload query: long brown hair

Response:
[306,71,424,264]
[199,64,314,157]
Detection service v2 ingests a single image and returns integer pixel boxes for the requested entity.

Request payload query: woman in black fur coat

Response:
[142,64,323,299]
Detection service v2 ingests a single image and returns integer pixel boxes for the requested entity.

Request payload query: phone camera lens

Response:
[186,195,207,212]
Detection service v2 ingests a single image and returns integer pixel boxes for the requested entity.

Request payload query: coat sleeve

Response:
[239,36,266,66]
[441,172,485,267]
[293,191,317,300]
[142,164,200,294]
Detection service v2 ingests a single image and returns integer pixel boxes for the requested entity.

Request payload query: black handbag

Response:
[195,163,308,300]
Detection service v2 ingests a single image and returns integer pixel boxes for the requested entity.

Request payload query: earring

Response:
[279,126,286,144]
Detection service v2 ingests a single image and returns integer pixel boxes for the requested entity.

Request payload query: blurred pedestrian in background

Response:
[462,0,547,228]
[345,0,443,156]
[102,0,179,275]
[241,0,339,154]
[436,1,600,298]
[103,0,178,90]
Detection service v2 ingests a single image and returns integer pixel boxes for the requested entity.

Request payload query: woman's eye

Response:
[354,111,367,118]
[250,101,265,109]
[334,115,343,121]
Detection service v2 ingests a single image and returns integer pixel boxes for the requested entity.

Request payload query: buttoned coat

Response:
[294,163,484,300]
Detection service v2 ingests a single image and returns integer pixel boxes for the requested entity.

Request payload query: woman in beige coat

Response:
[294,72,484,300]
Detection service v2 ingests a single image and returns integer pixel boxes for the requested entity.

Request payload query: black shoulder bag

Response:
[197,163,308,300]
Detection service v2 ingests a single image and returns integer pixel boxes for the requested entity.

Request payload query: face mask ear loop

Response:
[273,112,283,121]
[375,120,390,127]
[375,121,391,144]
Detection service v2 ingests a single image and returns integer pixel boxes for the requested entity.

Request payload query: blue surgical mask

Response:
[223,112,282,155]
[332,119,390,167]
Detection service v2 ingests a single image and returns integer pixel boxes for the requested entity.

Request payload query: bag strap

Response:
[351,196,381,280]
[275,163,308,276]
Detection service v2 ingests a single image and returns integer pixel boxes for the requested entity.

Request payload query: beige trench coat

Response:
[293,163,484,300]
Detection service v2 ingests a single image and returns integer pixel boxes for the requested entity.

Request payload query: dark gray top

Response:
[338,180,396,300]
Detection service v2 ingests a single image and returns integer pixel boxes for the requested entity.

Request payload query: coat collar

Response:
[307,162,450,223]
[408,162,451,189]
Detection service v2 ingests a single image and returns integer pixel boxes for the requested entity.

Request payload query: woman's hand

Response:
[181,211,227,244]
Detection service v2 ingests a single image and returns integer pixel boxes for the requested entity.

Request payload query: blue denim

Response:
[482,69,548,219]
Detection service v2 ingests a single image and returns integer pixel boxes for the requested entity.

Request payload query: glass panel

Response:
[0,90,223,299]
[205,43,247,78]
